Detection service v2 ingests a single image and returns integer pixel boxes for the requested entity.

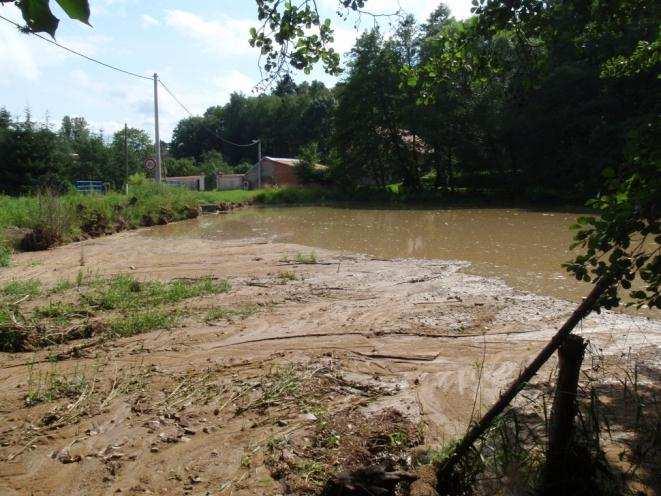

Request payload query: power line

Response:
[0,13,152,81]
[1,12,258,150]
[158,79,194,117]
[158,78,259,149]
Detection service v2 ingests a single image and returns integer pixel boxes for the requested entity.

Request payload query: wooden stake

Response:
[436,278,610,491]
[542,334,586,494]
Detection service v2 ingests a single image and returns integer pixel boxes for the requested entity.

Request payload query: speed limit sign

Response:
[144,157,157,172]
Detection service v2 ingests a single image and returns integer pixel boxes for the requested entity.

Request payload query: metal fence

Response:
[75,181,107,194]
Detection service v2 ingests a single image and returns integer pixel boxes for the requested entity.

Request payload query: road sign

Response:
[144,157,157,172]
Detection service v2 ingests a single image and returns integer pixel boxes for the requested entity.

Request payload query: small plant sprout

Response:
[295,252,317,264]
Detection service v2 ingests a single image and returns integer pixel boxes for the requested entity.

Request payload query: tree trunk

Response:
[436,278,610,493]
[541,334,587,495]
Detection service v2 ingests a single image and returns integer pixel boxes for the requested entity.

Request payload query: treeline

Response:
[0,111,151,194]
[171,0,656,202]
[0,111,237,195]
[2,0,655,203]
[169,78,336,164]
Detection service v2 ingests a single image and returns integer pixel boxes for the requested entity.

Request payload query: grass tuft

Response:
[109,309,178,337]
[0,243,11,267]
[205,305,258,323]
[49,279,74,295]
[83,275,230,311]
[25,364,89,406]
[2,279,42,298]
[295,252,317,264]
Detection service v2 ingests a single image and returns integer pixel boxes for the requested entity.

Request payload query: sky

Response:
[0,0,472,141]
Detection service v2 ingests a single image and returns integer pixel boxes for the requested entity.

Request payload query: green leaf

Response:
[55,0,90,24]
[17,0,59,37]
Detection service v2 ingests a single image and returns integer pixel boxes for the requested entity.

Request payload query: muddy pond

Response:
[145,205,611,304]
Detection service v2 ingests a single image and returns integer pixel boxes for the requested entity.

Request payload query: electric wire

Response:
[0,13,152,81]
[0,12,259,149]
[158,79,259,149]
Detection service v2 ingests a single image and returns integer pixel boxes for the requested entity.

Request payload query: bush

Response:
[0,176,259,253]
[254,186,330,205]
[21,191,75,251]
[294,142,328,185]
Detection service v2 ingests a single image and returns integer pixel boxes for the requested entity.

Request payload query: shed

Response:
[217,173,248,191]
[244,157,327,189]
[165,175,205,191]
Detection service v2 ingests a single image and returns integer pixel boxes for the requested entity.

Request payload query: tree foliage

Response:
[0,110,151,193]
[5,0,90,36]
[170,79,336,166]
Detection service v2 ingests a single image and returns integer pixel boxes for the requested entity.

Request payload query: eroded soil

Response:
[0,229,659,495]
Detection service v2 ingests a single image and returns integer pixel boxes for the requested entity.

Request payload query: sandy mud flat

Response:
[0,228,659,495]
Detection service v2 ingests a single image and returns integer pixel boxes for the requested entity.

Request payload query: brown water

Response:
[147,206,602,303]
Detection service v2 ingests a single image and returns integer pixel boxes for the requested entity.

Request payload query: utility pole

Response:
[124,123,129,194]
[153,73,162,182]
[256,139,262,189]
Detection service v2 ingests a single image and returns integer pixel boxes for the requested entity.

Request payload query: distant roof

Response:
[260,156,328,171]
[375,128,433,154]
[263,157,298,166]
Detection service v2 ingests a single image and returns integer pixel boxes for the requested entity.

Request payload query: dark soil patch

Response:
[20,227,63,251]
[80,210,111,237]
[267,408,422,495]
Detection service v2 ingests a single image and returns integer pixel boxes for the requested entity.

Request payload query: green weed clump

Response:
[254,186,330,205]
[295,252,317,264]
[205,305,258,323]
[0,243,10,267]
[33,302,81,320]
[82,275,230,311]
[49,279,74,295]
[109,309,178,337]
[2,279,42,298]
[0,272,234,352]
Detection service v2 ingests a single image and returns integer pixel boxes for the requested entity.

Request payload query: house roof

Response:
[263,157,297,166]
[375,128,433,154]
[261,157,328,171]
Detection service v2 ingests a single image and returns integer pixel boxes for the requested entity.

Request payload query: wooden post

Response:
[541,334,586,494]
[436,278,610,492]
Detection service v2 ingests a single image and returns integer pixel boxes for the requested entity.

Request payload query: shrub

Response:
[18,190,76,251]
[254,186,329,205]
[294,142,328,185]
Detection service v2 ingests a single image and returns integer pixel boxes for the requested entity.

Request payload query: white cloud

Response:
[0,27,40,83]
[88,119,125,137]
[140,14,160,29]
[0,5,40,82]
[214,70,255,98]
[165,10,253,56]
